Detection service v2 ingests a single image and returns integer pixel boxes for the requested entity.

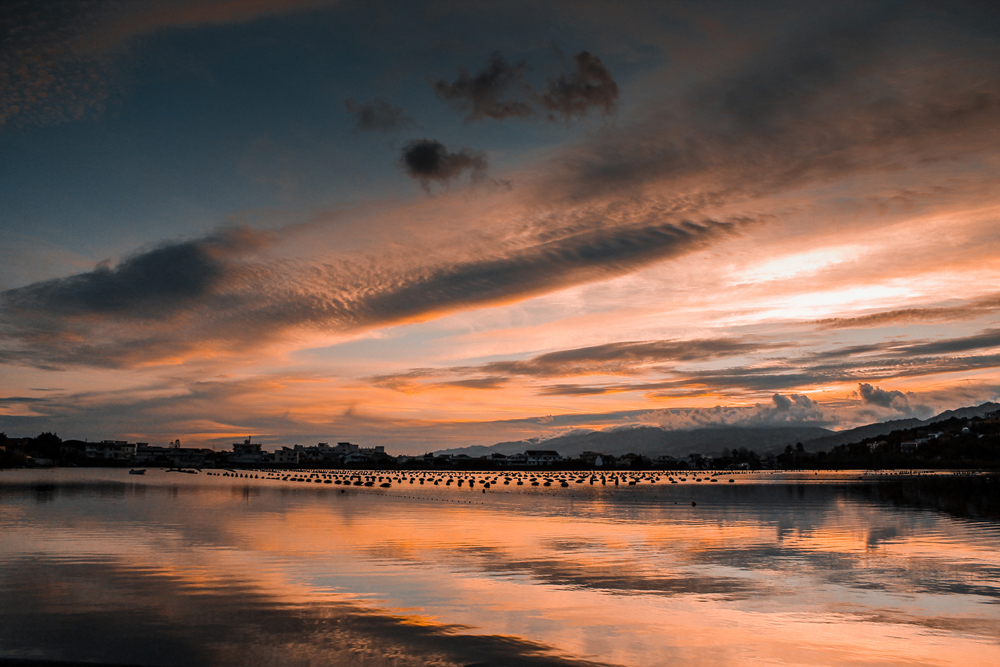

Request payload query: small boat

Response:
[128,469,146,475]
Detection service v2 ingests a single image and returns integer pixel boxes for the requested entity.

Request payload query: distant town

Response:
[3,408,1000,471]
[1,436,672,470]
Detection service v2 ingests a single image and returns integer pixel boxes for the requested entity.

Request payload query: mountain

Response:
[800,419,926,451]
[803,402,1000,450]
[927,402,1000,423]
[435,402,1000,460]
[436,425,833,459]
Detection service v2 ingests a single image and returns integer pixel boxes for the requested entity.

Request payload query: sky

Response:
[2,0,1000,452]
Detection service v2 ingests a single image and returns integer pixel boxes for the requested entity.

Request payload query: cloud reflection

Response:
[1,473,999,666]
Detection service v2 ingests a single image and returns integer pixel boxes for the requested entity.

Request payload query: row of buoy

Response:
[202,468,739,490]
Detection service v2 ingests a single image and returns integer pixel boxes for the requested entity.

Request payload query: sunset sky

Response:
[2,0,1000,452]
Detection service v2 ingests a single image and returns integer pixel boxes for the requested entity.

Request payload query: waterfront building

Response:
[232,438,268,465]
[85,441,136,461]
[525,450,561,466]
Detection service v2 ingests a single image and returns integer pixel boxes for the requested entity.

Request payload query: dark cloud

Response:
[1,227,269,319]
[344,97,414,133]
[858,382,910,412]
[542,51,618,120]
[400,139,487,190]
[0,228,275,367]
[772,393,815,411]
[433,52,534,121]
[10,241,217,317]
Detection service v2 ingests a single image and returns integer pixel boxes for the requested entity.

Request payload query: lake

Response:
[1,468,998,666]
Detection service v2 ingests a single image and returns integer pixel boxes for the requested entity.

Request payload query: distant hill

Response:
[927,402,1000,423]
[803,402,1000,450]
[801,419,926,451]
[436,402,1000,460]
[437,425,833,459]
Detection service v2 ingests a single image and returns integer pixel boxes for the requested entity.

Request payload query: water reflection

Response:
[1,469,998,666]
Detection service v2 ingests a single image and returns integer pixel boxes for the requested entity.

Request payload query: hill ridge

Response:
[435,402,1000,459]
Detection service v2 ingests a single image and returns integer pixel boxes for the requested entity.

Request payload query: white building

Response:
[232,438,268,465]
[525,450,561,466]
[134,444,174,463]
[507,453,528,466]
[274,447,299,464]
[85,441,136,461]
[165,448,210,468]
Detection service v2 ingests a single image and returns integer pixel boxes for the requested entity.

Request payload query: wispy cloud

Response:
[0,215,744,368]
[381,327,1000,410]
[813,294,1000,329]
[369,336,772,390]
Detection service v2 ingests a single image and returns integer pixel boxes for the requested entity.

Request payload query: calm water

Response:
[1,468,998,667]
